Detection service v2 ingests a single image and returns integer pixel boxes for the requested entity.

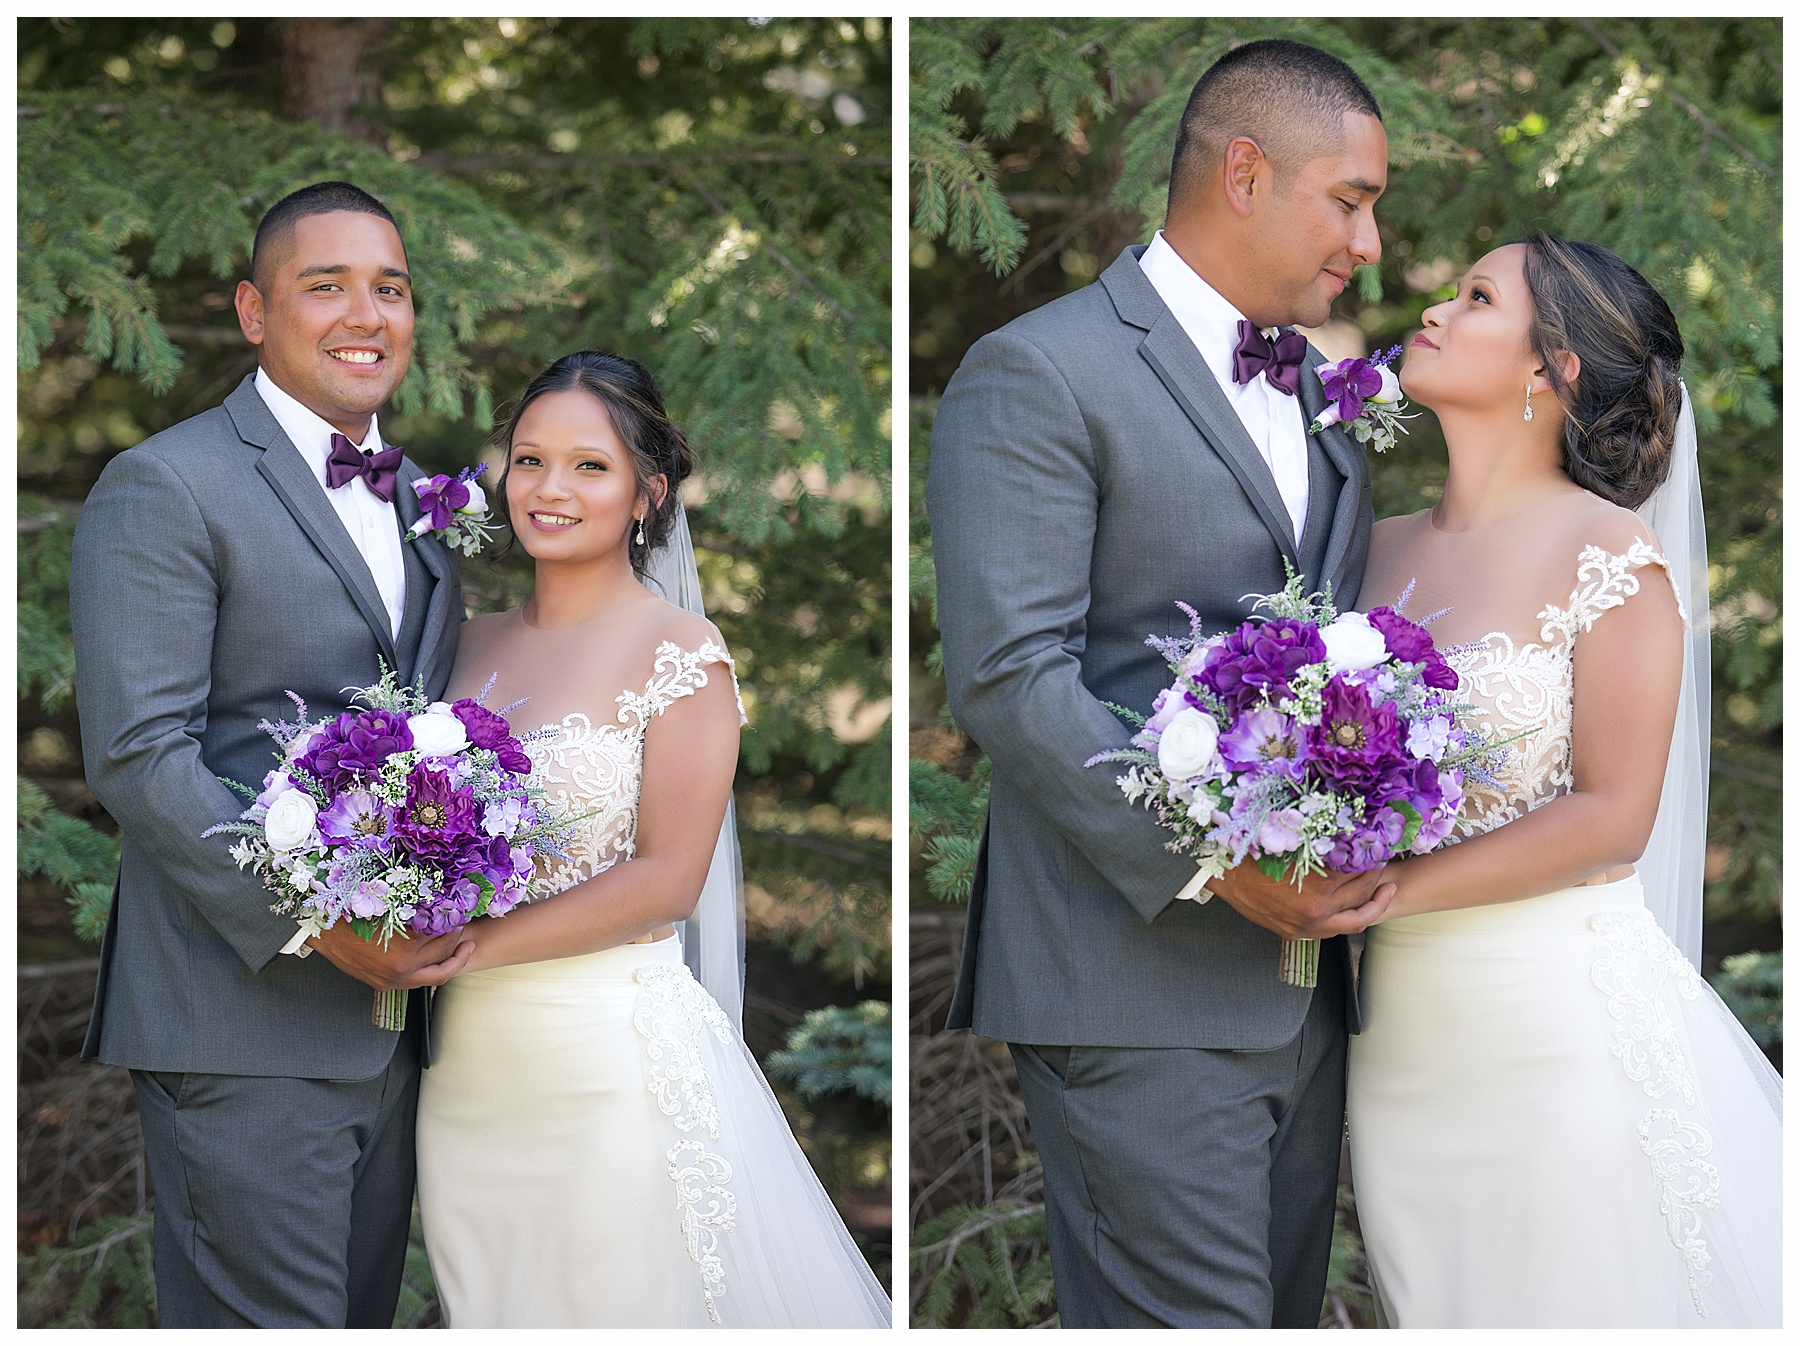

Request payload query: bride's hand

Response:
[1206,861,1395,940]
[307,922,475,991]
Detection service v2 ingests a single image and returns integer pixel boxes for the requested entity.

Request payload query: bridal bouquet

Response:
[1088,568,1506,987]
[206,666,569,1029]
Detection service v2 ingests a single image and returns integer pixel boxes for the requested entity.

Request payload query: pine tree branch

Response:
[678,167,891,357]
[1574,20,1777,180]
[418,150,889,171]
[745,828,887,870]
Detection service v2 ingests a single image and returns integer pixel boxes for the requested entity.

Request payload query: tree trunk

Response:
[274,18,391,143]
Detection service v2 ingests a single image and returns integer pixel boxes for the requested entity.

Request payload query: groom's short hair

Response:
[250,181,403,289]
[1169,39,1381,212]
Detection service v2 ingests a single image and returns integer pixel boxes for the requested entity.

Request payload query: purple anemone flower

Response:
[1218,706,1310,780]
[393,766,482,865]
[1199,618,1327,716]
[317,790,398,854]
[1305,677,1407,793]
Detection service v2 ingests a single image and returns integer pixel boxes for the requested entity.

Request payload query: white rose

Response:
[1368,366,1402,404]
[264,789,319,853]
[1321,611,1389,673]
[407,710,469,757]
[458,480,488,515]
[1157,707,1220,781]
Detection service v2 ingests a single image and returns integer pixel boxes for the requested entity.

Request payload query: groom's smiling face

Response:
[234,210,415,440]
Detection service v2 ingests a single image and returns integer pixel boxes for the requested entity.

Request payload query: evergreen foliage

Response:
[910,18,1779,1329]
[768,1000,893,1105]
[16,1212,157,1329]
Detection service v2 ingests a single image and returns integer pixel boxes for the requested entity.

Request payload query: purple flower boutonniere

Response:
[1307,346,1415,453]
[404,464,497,557]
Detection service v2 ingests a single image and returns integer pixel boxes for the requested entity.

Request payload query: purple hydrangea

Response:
[408,877,482,936]
[1199,618,1327,717]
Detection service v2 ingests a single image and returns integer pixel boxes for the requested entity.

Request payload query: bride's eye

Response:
[1471,287,1492,305]
[578,458,606,471]
[512,453,541,468]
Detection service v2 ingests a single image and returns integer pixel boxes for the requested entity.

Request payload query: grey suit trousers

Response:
[1012,949,1347,1328]
[131,1013,423,1329]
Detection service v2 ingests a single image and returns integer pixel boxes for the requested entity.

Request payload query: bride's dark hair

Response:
[1521,234,1684,509]
[490,351,695,575]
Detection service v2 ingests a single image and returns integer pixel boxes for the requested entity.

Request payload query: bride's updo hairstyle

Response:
[491,351,694,575]
[1521,234,1684,509]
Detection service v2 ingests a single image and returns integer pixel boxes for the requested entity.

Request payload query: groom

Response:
[72,181,470,1327]
[931,42,1393,1327]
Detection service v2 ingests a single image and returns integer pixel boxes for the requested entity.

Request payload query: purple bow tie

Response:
[325,433,404,503]
[1231,320,1307,397]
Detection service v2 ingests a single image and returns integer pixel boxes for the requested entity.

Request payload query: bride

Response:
[1345,236,1781,1326]
[412,351,891,1327]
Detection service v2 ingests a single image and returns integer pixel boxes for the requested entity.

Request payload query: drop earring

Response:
[1523,384,1534,422]
[635,515,646,546]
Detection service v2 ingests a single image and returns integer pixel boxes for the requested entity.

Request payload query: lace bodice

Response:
[525,639,743,900]
[1446,542,1683,843]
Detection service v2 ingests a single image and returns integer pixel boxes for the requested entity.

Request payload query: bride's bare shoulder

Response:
[455,608,516,654]
[1372,507,1432,543]
[1550,490,1660,557]
[633,593,728,657]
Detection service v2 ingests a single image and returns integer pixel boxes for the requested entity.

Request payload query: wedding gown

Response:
[415,614,891,1327]
[1345,501,1782,1328]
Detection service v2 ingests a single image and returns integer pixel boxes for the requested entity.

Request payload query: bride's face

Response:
[1400,244,1544,415]
[505,388,647,563]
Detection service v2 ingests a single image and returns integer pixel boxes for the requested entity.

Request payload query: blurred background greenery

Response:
[907,17,1779,1329]
[16,16,890,1326]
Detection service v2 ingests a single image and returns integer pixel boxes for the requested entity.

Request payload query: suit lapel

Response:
[393,462,459,689]
[1137,317,1301,564]
[1104,247,1300,563]
[229,377,400,669]
[1296,352,1370,598]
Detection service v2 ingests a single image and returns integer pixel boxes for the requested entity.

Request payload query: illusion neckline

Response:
[1426,486,1588,536]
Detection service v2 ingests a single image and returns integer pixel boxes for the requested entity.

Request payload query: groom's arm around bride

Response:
[929,40,1394,1328]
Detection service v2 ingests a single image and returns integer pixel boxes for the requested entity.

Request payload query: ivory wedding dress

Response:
[1345,498,1782,1328]
[415,614,891,1327]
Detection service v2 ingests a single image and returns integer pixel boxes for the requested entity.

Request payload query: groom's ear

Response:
[1221,136,1270,219]
[234,280,267,347]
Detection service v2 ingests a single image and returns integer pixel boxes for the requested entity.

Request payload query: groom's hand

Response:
[1206,862,1393,941]
[307,923,475,991]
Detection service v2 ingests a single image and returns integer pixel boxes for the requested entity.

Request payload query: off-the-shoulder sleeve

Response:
[640,639,748,725]
[1539,541,1689,643]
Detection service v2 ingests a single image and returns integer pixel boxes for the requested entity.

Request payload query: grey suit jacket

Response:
[930,246,1373,1049]
[73,374,463,1079]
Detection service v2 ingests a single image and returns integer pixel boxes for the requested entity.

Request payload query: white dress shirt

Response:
[1138,231,1310,543]
[255,368,407,638]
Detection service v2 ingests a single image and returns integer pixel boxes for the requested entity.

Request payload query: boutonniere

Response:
[404,464,497,557]
[1307,346,1415,453]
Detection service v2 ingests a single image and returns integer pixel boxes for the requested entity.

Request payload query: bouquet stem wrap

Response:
[373,987,408,1031]
[1279,937,1321,988]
